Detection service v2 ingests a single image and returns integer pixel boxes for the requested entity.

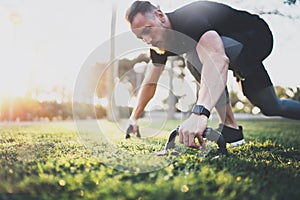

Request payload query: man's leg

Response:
[215,102,238,129]
[241,63,300,120]
[215,88,245,146]
[246,86,300,120]
[214,87,233,124]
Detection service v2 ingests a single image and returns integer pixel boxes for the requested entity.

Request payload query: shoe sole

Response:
[229,139,246,147]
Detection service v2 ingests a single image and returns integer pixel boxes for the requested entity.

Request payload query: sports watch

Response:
[191,105,210,118]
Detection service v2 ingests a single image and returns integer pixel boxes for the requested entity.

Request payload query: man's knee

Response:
[245,86,281,117]
[259,106,277,116]
[254,100,280,116]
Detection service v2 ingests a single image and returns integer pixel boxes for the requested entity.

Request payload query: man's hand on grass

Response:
[127,118,139,134]
[178,114,208,149]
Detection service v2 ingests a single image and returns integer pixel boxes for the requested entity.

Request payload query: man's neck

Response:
[164,14,172,29]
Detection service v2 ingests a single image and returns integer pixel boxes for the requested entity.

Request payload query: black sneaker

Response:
[217,124,245,147]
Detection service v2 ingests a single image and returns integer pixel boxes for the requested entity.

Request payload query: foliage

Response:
[0,98,107,121]
[229,86,300,114]
[1,86,299,121]
[275,86,300,101]
[287,87,300,101]
[0,120,299,200]
[284,0,297,5]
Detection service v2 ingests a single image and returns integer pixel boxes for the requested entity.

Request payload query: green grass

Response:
[0,119,299,200]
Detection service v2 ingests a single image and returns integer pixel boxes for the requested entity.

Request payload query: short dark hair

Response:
[126,1,158,23]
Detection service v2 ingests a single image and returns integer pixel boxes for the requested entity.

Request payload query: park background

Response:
[0,1,300,199]
[0,0,300,122]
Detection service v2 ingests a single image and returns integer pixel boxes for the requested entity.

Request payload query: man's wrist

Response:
[191,105,211,118]
[128,117,138,126]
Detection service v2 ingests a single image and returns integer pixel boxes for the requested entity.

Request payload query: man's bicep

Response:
[197,30,227,63]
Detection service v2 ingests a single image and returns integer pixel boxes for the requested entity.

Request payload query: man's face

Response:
[130,11,168,50]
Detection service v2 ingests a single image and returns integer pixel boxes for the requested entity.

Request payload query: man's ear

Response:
[154,9,165,23]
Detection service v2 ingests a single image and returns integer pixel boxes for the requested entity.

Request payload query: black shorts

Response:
[232,19,274,99]
[230,18,274,77]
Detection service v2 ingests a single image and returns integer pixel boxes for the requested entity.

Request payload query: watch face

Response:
[194,105,204,114]
[199,106,204,113]
[192,105,210,118]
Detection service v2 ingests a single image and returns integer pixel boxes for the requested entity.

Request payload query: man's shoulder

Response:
[172,1,225,12]
[167,1,223,27]
[150,48,175,66]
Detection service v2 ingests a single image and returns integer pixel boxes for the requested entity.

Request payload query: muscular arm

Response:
[196,30,229,111]
[178,30,229,148]
[130,64,164,121]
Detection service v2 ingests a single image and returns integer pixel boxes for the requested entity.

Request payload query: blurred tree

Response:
[255,0,300,19]
[95,54,149,99]
[275,86,290,99]
[118,53,150,95]
[285,87,300,101]
[290,87,300,101]
[94,63,108,98]
[106,2,119,122]
[284,0,297,5]
[229,90,240,107]
[274,86,300,102]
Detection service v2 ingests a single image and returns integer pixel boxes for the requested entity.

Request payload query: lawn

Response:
[0,118,299,200]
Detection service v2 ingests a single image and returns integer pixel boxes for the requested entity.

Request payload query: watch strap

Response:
[191,105,210,118]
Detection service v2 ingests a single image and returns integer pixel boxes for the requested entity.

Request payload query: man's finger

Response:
[188,133,200,149]
[196,134,206,149]
[183,131,190,147]
[179,128,183,144]
[132,125,138,133]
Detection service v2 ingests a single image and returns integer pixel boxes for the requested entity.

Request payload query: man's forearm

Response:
[130,83,157,120]
[197,57,229,111]
[196,31,230,111]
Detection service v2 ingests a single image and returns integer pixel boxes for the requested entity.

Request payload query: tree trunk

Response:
[106,3,120,121]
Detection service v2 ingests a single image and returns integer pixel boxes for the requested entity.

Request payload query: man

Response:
[125,1,300,149]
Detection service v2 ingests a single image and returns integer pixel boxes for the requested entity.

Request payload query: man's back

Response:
[167,1,264,44]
